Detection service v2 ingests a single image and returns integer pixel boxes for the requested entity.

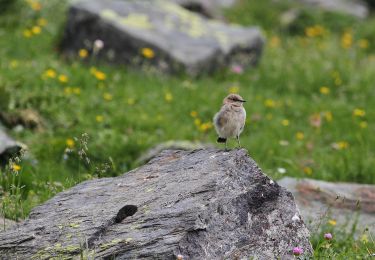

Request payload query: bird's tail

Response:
[217,137,227,143]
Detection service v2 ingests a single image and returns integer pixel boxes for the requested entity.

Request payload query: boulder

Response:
[0,149,312,259]
[278,177,375,237]
[135,140,214,165]
[60,0,264,76]
[172,0,237,18]
[0,126,23,164]
[295,0,369,19]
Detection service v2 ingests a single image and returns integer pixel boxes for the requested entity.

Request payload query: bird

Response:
[213,94,246,150]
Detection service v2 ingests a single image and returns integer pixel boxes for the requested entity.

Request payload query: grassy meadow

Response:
[0,0,374,257]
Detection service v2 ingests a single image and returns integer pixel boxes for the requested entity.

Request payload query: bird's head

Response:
[223,94,246,107]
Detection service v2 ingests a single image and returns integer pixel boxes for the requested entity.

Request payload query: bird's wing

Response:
[214,109,229,128]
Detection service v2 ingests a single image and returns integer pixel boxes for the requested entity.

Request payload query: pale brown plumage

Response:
[213,94,246,150]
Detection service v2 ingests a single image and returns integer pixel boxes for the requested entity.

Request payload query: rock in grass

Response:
[60,0,264,76]
[279,177,375,238]
[0,149,312,259]
[294,0,369,19]
[172,0,237,18]
[0,126,23,164]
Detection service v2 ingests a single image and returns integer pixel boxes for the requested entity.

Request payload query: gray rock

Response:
[0,126,23,163]
[60,0,264,76]
[278,177,375,237]
[296,0,369,19]
[0,149,312,259]
[0,216,17,233]
[135,140,214,165]
[172,0,237,18]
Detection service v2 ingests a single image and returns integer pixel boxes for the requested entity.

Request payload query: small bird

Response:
[213,94,246,150]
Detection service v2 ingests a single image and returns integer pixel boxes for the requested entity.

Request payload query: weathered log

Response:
[0,149,312,259]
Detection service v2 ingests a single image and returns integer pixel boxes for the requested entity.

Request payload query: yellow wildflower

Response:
[78,49,88,58]
[194,118,201,126]
[296,132,304,140]
[58,74,68,83]
[30,1,42,11]
[359,121,368,129]
[281,119,289,126]
[358,39,369,49]
[305,25,325,37]
[229,85,239,94]
[324,111,333,122]
[270,36,280,48]
[264,99,276,108]
[190,111,198,118]
[23,29,32,38]
[199,122,213,132]
[95,71,106,81]
[73,87,81,95]
[341,32,353,49]
[103,93,113,101]
[66,138,75,148]
[10,60,19,68]
[31,26,41,34]
[165,92,173,102]
[332,141,349,150]
[37,18,47,26]
[303,166,313,175]
[96,115,104,123]
[127,98,135,105]
[353,108,365,117]
[328,219,337,226]
[141,48,155,59]
[12,164,21,172]
[43,69,56,78]
[319,86,330,95]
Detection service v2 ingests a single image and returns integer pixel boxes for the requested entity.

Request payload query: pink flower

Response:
[231,64,244,74]
[293,247,303,256]
[324,233,333,240]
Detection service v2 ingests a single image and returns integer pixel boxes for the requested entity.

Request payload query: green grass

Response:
[0,0,374,257]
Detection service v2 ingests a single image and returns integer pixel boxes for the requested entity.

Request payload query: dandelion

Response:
[324,111,333,122]
[303,166,313,175]
[42,69,56,79]
[141,47,155,59]
[319,86,330,95]
[341,32,353,49]
[30,1,42,11]
[127,98,135,105]
[23,29,32,38]
[229,85,240,93]
[165,92,173,102]
[31,26,41,34]
[37,18,47,26]
[264,99,276,108]
[78,49,88,58]
[281,119,289,126]
[199,122,213,132]
[292,247,303,256]
[353,108,365,117]
[190,111,198,118]
[194,118,201,126]
[94,70,106,81]
[66,138,75,148]
[12,164,21,172]
[103,93,113,101]
[324,233,333,240]
[331,141,349,150]
[358,39,369,49]
[96,115,104,123]
[270,36,280,48]
[305,25,325,37]
[359,121,368,129]
[328,219,337,226]
[230,65,243,74]
[58,74,68,83]
[296,132,304,140]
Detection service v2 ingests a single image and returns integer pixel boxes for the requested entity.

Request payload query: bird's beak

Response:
[240,100,246,103]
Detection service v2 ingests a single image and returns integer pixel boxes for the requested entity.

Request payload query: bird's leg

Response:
[236,135,241,148]
[225,139,228,151]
